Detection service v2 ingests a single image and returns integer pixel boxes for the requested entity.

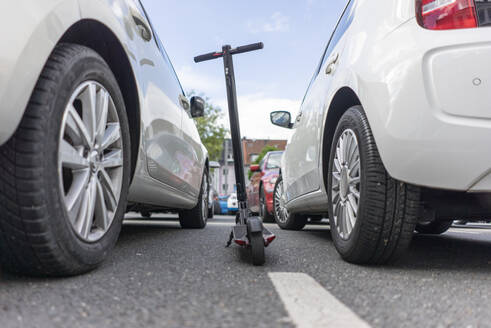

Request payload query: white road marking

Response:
[269,272,371,328]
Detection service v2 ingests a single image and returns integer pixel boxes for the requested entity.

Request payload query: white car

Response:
[0,0,209,276]
[271,0,491,264]
[227,193,239,214]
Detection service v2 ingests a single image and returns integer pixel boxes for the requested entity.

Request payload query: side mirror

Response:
[270,111,293,129]
[190,96,205,118]
[250,164,261,172]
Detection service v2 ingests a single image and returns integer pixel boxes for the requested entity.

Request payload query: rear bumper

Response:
[364,20,491,192]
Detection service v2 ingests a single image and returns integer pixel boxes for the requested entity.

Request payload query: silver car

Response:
[0,0,209,276]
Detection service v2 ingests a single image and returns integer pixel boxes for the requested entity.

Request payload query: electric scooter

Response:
[194,43,276,265]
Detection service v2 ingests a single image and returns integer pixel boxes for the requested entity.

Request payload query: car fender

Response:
[0,0,81,144]
[316,16,417,194]
[78,0,145,133]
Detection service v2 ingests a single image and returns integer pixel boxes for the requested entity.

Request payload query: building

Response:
[242,139,287,166]
[217,138,287,196]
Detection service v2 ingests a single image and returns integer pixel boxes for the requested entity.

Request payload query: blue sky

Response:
[141,0,348,139]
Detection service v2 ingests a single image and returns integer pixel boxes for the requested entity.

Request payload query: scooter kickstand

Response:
[226,231,234,248]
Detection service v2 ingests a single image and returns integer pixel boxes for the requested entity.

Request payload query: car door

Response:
[180,100,207,197]
[283,0,355,202]
[133,1,197,195]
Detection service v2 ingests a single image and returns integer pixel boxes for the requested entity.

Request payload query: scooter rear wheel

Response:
[250,232,265,266]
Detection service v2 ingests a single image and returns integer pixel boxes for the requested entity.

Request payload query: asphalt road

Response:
[2,215,491,328]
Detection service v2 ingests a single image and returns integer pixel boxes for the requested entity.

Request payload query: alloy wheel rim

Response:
[274,180,289,223]
[331,129,361,240]
[58,81,123,242]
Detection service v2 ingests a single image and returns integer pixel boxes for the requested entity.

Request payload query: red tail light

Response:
[417,0,478,30]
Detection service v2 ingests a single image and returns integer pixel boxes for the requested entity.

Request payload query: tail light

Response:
[416,0,478,30]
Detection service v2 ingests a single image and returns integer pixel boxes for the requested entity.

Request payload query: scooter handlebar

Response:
[194,42,264,63]
[230,42,264,55]
[194,51,224,63]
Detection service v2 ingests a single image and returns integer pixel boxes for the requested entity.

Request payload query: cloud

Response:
[247,12,290,33]
[176,67,300,141]
[176,66,224,97]
[217,94,300,140]
[264,12,290,32]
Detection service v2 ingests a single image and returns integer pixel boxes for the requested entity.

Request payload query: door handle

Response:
[179,94,190,111]
[131,11,152,42]
[325,53,339,75]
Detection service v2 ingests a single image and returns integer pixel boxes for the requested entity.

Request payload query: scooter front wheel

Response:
[250,232,265,266]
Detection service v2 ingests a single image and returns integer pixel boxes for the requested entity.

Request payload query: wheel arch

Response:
[205,157,210,175]
[59,19,141,182]
[204,157,210,192]
[321,87,361,191]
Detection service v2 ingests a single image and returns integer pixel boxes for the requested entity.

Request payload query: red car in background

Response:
[247,151,283,222]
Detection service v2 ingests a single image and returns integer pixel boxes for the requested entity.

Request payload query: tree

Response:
[189,91,228,162]
[248,145,279,179]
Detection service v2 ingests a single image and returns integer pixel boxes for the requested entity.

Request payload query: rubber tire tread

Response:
[328,106,420,264]
[0,43,131,276]
[179,170,208,229]
[260,187,274,223]
[250,232,265,266]
[273,176,307,231]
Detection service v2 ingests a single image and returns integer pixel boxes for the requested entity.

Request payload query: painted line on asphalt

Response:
[268,272,371,328]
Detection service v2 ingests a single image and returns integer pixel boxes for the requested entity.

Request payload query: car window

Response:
[318,0,356,71]
[301,0,355,104]
[138,0,185,96]
[155,36,186,96]
[259,158,265,168]
[266,153,282,169]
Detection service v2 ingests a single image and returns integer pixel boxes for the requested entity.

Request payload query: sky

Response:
[141,0,348,140]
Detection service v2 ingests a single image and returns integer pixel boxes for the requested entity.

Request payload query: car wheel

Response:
[327,106,420,264]
[415,220,453,234]
[0,43,131,276]
[179,170,208,229]
[214,202,221,215]
[207,202,214,219]
[273,176,307,230]
[259,187,274,223]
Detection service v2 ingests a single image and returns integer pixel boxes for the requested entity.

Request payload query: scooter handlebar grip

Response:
[231,42,264,55]
[194,51,224,63]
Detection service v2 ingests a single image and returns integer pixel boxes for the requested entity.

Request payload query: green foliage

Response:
[189,91,228,162]
[248,145,279,180]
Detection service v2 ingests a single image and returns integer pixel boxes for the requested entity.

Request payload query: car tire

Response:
[179,170,208,229]
[0,43,131,276]
[141,211,152,219]
[415,220,453,234]
[207,202,214,219]
[273,176,307,230]
[327,106,420,264]
[214,202,222,215]
[260,187,274,223]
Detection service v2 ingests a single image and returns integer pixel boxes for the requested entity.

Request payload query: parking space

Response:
[2,215,491,327]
